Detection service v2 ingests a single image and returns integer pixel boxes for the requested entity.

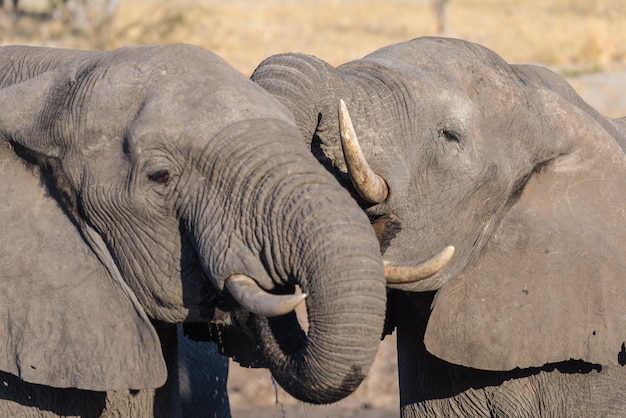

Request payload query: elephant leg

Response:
[396,291,626,417]
[395,292,492,417]
[178,324,231,417]
[480,364,625,417]
[154,325,181,418]
[102,325,181,418]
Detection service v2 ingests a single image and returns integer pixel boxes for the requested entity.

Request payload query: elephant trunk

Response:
[257,175,387,404]
[189,120,387,404]
[251,53,362,195]
[251,52,349,144]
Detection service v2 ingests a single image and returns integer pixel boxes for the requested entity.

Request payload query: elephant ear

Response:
[0,74,167,391]
[0,147,167,391]
[424,87,626,371]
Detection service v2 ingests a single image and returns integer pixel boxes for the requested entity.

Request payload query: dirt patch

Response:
[227,333,399,418]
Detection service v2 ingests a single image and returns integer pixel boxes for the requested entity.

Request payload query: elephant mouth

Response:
[180,225,307,322]
[370,212,402,253]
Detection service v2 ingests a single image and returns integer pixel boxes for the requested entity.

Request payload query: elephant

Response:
[251,36,626,417]
[0,43,454,416]
[177,325,230,418]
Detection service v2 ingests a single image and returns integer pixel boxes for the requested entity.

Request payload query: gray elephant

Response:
[0,43,451,416]
[177,325,230,418]
[251,36,626,417]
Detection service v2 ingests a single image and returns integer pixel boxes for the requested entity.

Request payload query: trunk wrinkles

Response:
[255,159,386,404]
[188,117,386,404]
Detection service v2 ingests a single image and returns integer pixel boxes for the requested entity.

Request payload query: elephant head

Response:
[251,37,626,379]
[0,43,402,404]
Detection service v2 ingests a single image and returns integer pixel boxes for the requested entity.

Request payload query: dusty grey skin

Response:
[0,43,388,416]
[251,36,626,417]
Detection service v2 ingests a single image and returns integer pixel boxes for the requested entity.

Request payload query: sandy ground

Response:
[1,1,626,417]
[226,333,399,418]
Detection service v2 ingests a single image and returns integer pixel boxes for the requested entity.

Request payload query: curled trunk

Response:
[191,122,387,404]
[257,187,387,404]
[251,52,351,151]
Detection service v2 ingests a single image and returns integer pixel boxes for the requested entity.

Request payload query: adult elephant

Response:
[251,36,626,417]
[0,43,447,416]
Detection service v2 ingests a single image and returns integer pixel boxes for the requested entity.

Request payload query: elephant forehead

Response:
[137,75,296,134]
[100,44,232,81]
[366,38,522,104]
[371,37,514,79]
[69,59,298,150]
[74,45,293,123]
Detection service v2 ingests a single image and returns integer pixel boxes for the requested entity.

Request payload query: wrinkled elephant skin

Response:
[252,36,626,417]
[0,44,388,416]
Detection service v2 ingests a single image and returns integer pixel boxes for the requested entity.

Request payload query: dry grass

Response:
[2,0,626,75]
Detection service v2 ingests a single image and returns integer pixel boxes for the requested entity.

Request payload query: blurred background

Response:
[2,0,626,119]
[2,0,626,75]
[2,1,625,416]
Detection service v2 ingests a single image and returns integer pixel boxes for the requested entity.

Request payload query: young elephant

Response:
[252,36,626,417]
[0,43,451,416]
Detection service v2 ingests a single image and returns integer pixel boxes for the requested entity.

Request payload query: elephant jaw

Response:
[186,217,307,318]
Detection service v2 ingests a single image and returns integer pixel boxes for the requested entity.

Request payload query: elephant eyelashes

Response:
[437,128,461,144]
[147,169,171,185]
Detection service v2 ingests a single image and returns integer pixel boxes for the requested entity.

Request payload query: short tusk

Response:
[338,99,389,204]
[225,274,307,317]
[384,246,455,284]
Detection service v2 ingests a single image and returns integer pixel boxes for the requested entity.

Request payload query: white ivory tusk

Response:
[338,99,389,204]
[224,274,307,317]
[384,246,455,284]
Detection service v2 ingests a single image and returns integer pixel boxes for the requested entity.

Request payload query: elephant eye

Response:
[438,128,461,144]
[147,169,171,185]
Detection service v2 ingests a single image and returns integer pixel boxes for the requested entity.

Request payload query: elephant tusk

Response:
[384,245,455,284]
[338,99,389,204]
[225,274,307,317]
